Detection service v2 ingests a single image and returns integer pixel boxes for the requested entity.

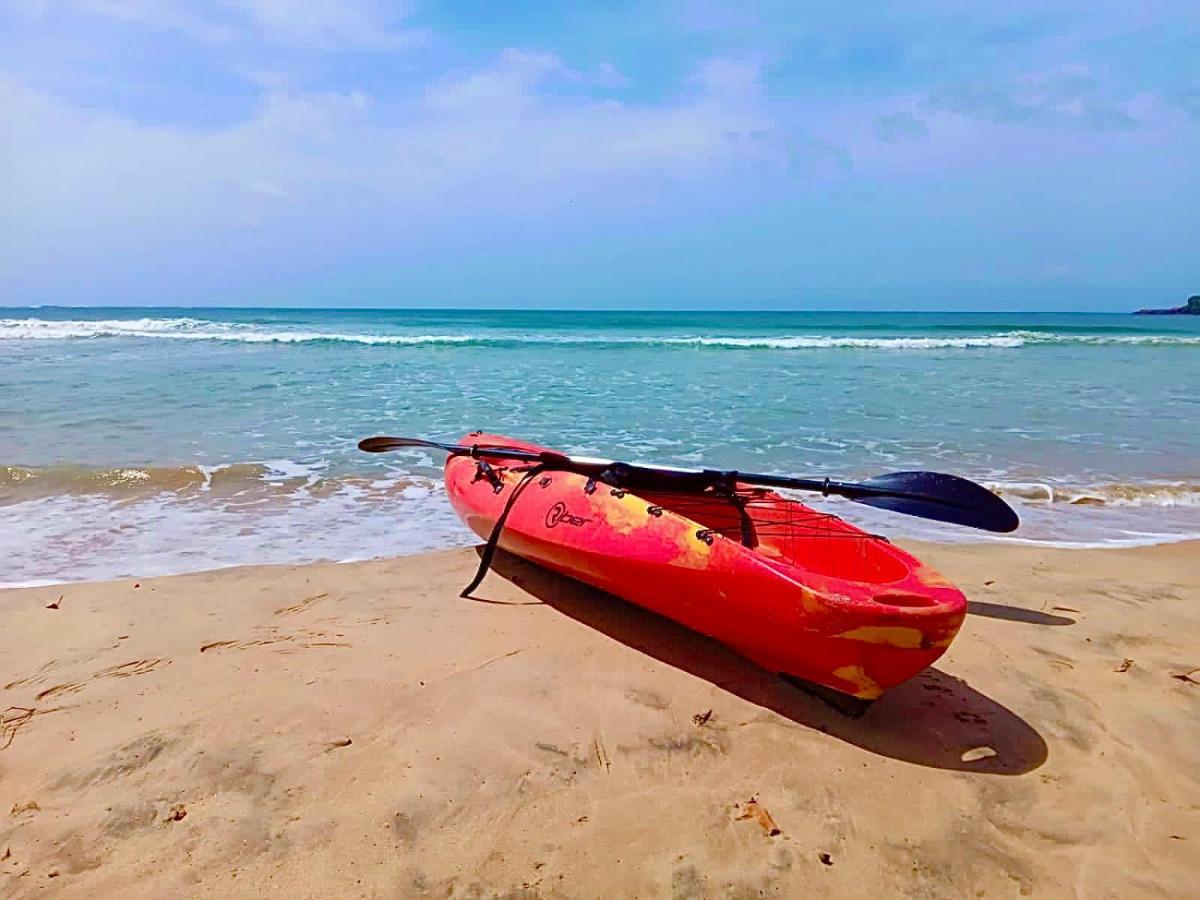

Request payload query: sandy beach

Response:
[1,541,1197,898]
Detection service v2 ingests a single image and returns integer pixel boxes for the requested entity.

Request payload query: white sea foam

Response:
[4,458,1199,587]
[0,473,469,587]
[0,317,481,345]
[801,492,1200,549]
[0,317,241,339]
[987,480,1200,507]
[3,317,1199,349]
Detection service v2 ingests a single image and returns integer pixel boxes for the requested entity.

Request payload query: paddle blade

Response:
[358,436,452,454]
[853,471,1019,533]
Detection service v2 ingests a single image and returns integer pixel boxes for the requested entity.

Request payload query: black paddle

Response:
[358,436,1019,533]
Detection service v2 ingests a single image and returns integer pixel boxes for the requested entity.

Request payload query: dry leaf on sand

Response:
[735,797,780,836]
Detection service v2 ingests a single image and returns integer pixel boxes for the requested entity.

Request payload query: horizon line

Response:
[0,305,1145,315]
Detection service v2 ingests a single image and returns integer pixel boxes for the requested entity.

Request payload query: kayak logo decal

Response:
[545,502,592,529]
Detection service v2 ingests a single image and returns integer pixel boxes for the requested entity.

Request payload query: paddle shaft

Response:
[357,436,1016,530]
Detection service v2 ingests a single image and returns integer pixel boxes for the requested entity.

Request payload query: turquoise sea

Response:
[2,307,1199,585]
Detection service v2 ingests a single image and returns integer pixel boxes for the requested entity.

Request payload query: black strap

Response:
[460,464,547,598]
[715,480,757,548]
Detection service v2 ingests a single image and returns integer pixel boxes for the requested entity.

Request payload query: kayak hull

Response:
[445,434,968,700]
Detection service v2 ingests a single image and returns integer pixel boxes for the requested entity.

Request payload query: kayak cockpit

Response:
[638,486,911,585]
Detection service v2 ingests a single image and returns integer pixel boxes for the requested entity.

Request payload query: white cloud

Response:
[230,0,426,51]
[425,49,629,114]
[28,0,238,42]
[926,66,1140,132]
[18,0,424,50]
[691,57,763,100]
[425,49,557,114]
[875,110,929,143]
[0,51,819,273]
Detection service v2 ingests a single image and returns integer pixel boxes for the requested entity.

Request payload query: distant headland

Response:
[1134,295,1200,315]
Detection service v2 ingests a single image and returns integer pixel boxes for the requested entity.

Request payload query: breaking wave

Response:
[5,458,1200,585]
[988,480,1200,508]
[6,460,1200,511]
[9,460,1200,518]
[0,461,426,504]
[2,317,1199,349]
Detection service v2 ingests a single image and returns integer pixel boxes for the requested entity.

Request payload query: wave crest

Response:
[6,461,1200,511]
[989,480,1200,508]
[3,317,1199,349]
[0,462,424,504]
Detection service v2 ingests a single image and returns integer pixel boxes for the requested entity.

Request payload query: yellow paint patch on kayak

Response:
[832,665,883,699]
[798,588,827,615]
[668,529,712,568]
[596,493,646,536]
[912,564,955,589]
[836,625,927,650]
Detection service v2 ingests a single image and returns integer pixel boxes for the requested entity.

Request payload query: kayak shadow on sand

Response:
[477,549,1048,776]
[967,601,1075,626]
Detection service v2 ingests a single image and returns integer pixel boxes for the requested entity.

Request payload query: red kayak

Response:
[444,433,968,706]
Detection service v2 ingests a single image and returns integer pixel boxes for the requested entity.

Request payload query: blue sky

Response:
[2,1,1197,309]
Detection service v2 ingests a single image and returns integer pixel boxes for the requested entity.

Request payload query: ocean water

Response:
[2,307,1198,586]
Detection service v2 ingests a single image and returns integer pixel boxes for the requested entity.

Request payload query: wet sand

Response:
[1,541,1197,898]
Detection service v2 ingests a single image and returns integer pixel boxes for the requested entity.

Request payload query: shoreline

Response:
[6,472,1200,588]
[7,531,1200,592]
[2,541,1197,897]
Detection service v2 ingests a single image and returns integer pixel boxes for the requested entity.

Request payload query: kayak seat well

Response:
[641,487,910,585]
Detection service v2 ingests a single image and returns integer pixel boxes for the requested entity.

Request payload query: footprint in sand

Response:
[33,659,168,702]
[4,660,58,691]
[273,592,331,616]
[35,682,87,701]
[591,733,611,773]
[95,659,168,679]
[2,706,38,750]
[199,637,292,653]
[200,631,351,654]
